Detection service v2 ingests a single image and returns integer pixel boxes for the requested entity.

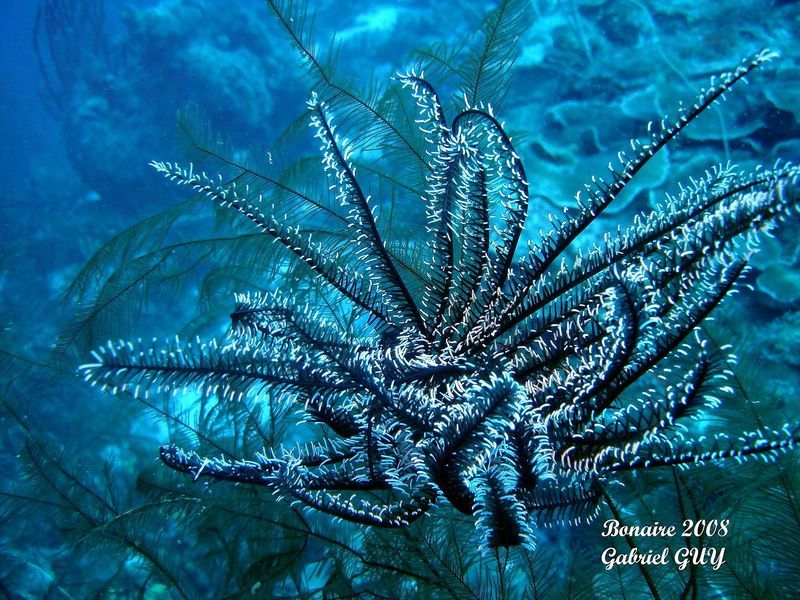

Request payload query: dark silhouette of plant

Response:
[33,0,109,111]
[81,40,800,552]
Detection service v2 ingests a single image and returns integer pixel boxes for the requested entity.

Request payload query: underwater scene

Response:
[1,0,800,597]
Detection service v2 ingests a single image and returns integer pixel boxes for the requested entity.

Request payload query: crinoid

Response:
[80,46,800,550]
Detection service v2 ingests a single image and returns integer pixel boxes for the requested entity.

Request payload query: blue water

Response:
[1,0,799,597]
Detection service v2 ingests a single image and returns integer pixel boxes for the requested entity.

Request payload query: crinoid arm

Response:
[82,49,800,550]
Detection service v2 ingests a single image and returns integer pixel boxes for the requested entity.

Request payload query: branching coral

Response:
[80,48,800,551]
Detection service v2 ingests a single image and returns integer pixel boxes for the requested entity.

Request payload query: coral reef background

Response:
[0,0,799,597]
